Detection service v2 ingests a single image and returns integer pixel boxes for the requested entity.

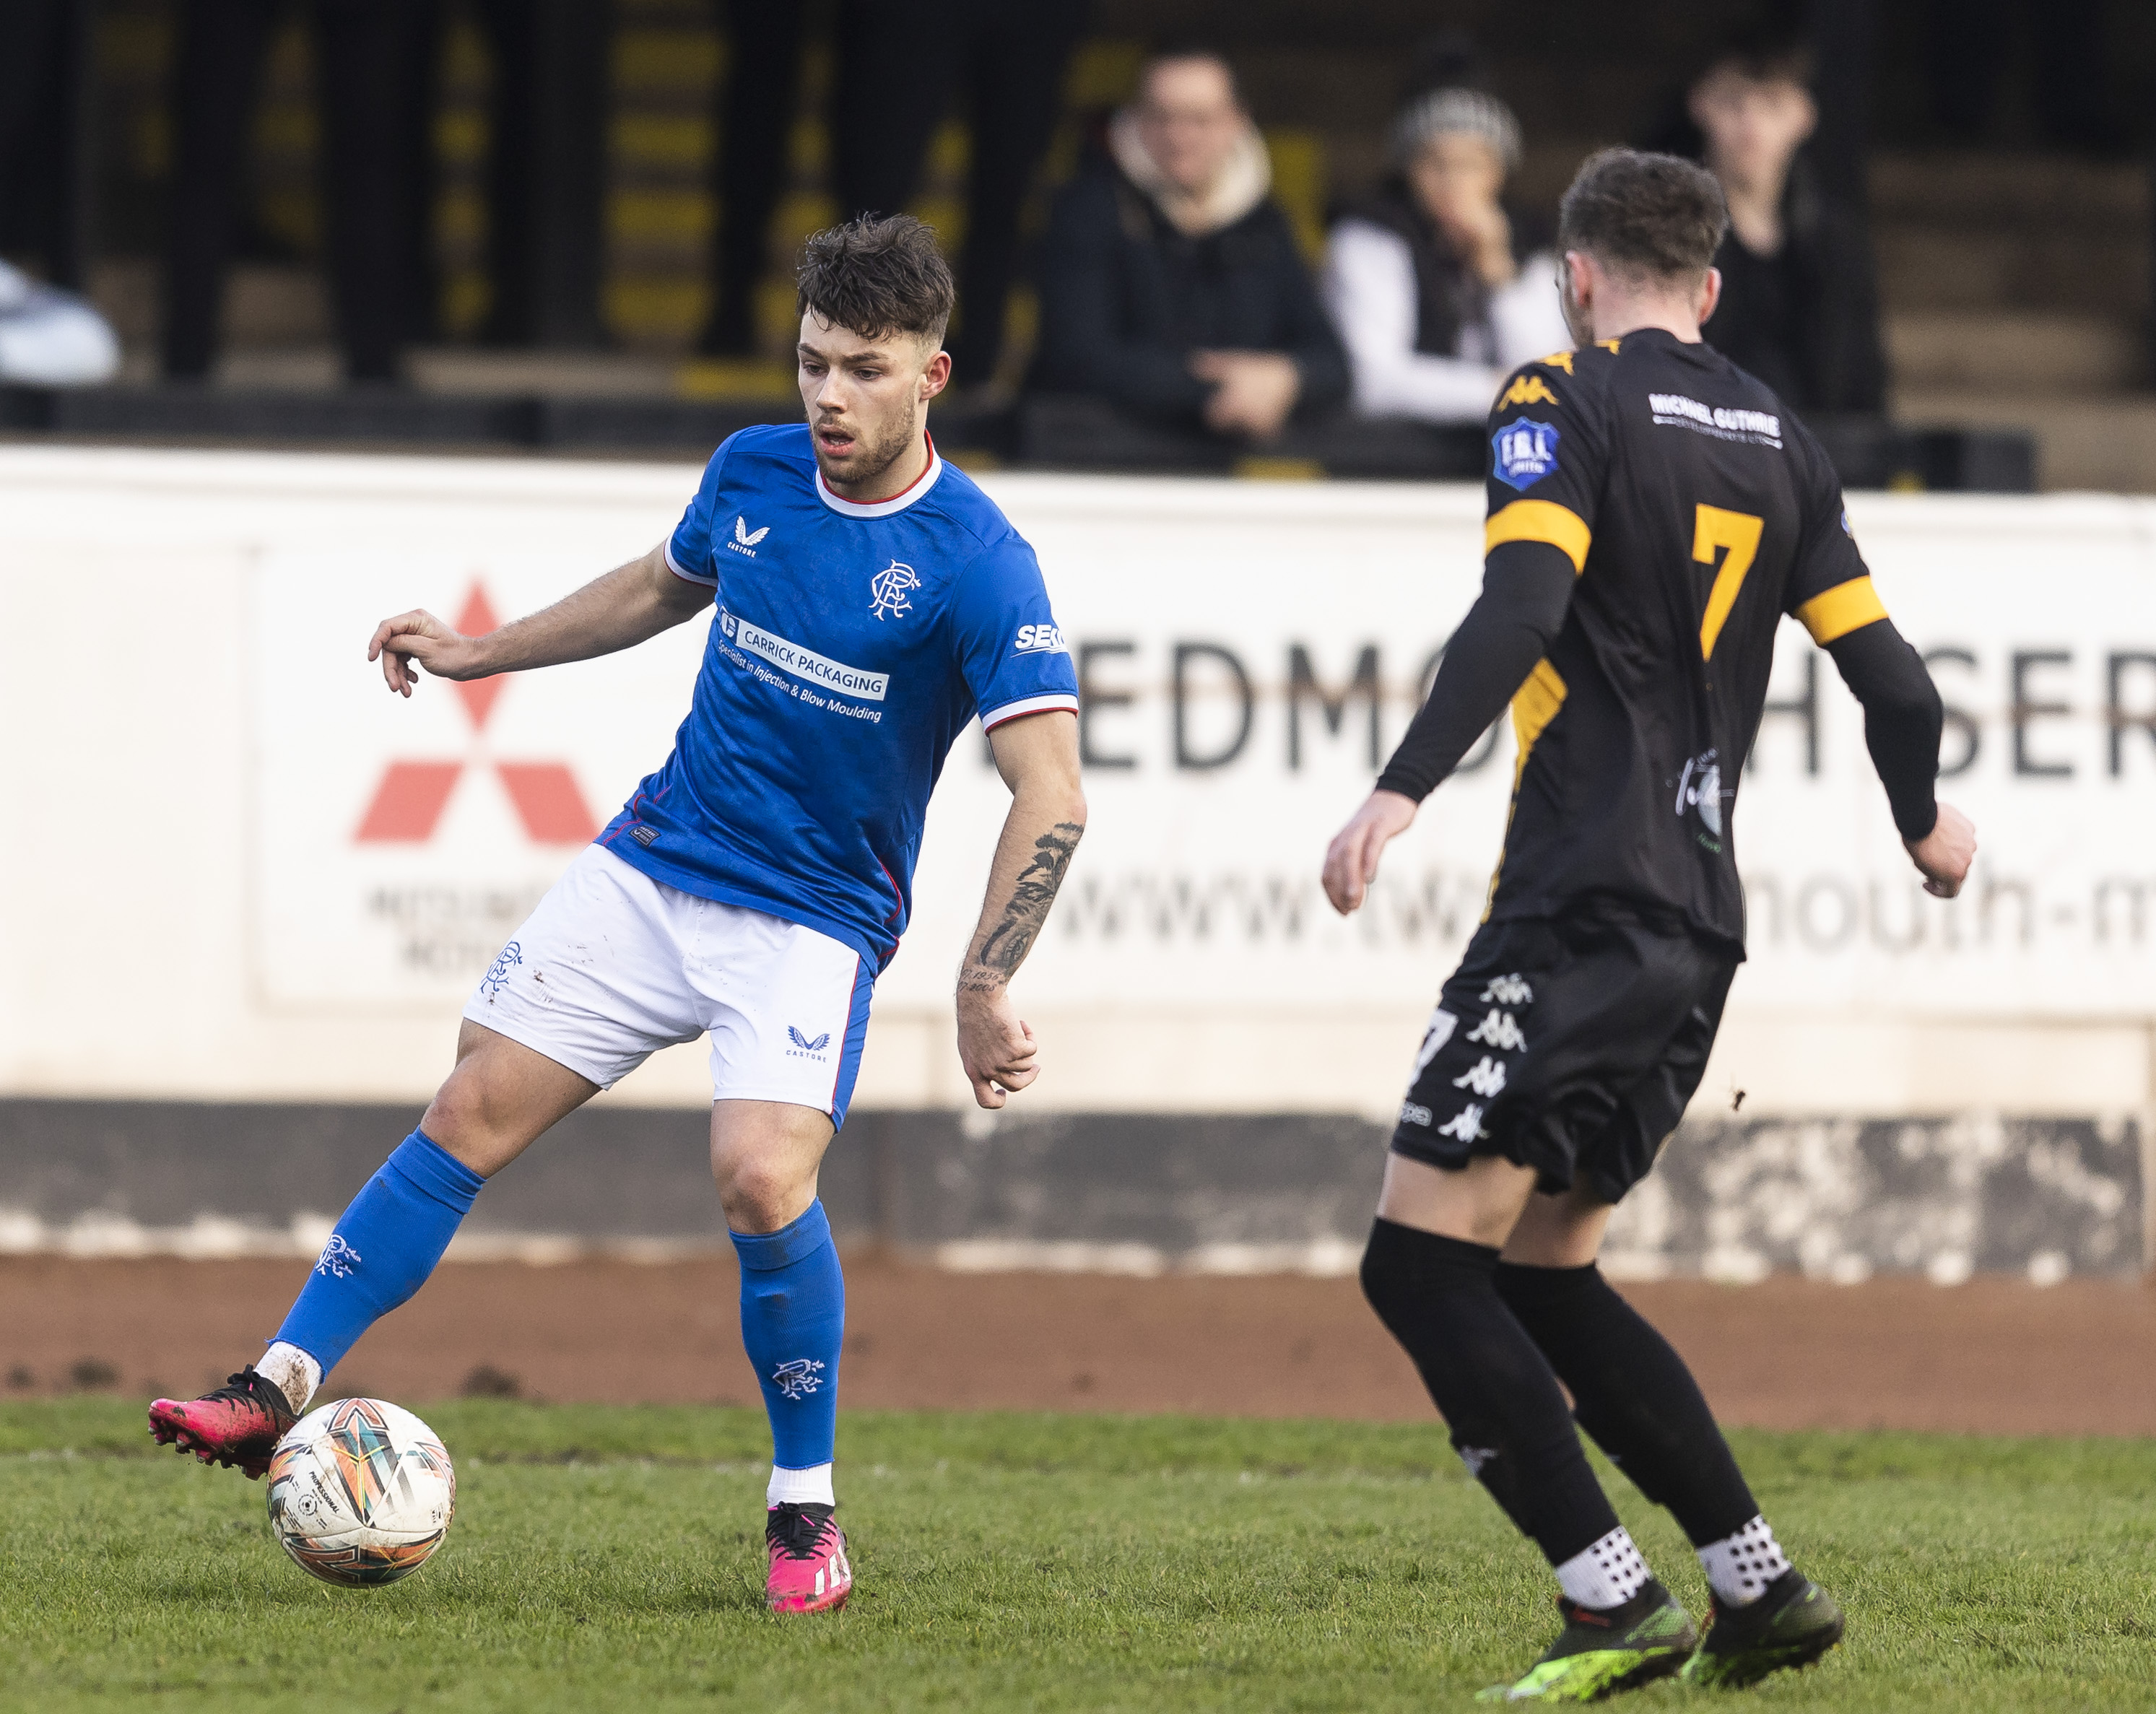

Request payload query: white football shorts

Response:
[462,843,874,1125]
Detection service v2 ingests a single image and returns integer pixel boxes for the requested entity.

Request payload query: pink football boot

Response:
[148,1367,297,1480]
[765,1502,853,1614]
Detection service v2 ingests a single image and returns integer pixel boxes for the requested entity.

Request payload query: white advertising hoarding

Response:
[246,477,2156,1019]
[0,449,2150,1114]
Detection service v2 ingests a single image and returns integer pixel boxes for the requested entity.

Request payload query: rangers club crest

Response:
[1492,418,1560,491]
[869,560,920,619]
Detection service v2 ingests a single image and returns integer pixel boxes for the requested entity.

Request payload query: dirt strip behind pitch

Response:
[4,1256,2151,1437]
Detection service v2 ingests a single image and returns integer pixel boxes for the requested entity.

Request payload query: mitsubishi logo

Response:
[354,583,597,844]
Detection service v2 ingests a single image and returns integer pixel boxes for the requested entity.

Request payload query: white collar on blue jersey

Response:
[813,432,944,518]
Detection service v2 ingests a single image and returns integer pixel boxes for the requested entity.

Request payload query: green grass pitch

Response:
[3,1401,2150,1710]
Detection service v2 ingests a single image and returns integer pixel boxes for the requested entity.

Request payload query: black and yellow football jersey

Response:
[1470,329,1891,949]
[1375,326,1941,1187]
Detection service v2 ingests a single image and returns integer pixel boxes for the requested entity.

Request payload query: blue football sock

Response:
[732,1200,844,1477]
[272,1129,485,1375]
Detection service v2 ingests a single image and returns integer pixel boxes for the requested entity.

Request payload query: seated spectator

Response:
[1029,49,1348,443]
[1323,83,1568,423]
[0,259,118,386]
[1686,30,1886,415]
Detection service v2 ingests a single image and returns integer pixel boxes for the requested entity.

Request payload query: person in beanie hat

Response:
[1322,51,1568,422]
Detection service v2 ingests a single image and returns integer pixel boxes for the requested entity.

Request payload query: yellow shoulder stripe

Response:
[1796,575,1888,645]
[1486,499,1592,573]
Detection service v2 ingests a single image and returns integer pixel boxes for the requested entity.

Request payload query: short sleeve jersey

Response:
[599,424,1079,970]
[1478,329,1888,949]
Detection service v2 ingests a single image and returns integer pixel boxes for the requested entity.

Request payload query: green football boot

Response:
[1475,1578,1699,1702]
[1679,1567,1845,1687]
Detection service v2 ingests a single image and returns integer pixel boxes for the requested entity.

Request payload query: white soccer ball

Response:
[266,1397,456,1587]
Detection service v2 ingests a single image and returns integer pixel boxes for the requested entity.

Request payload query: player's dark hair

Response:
[1557,148,1729,284]
[1692,24,1816,91]
[796,214,955,347]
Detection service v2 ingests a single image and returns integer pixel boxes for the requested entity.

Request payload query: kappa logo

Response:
[787,1025,832,1055]
[1492,417,1560,491]
[771,1358,825,1401]
[727,515,770,557]
[1436,1102,1487,1142]
[1498,373,1559,409]
[1452,1056,1508,1099]
[1480,973,1534,1007]
[869,559,921,619]
[316,1234,362,1279]
[1465,1009,1528,1053]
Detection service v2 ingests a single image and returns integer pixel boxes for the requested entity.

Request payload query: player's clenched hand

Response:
[1322,789,1419,916]
[956,987,1040,1109]
[368,609,489,696]
[1905,801,1976,899]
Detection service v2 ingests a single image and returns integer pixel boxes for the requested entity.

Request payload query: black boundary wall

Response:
[0,1100,2139,1278]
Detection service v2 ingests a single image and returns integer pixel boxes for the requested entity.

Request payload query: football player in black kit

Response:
[1323,149,1978,1702]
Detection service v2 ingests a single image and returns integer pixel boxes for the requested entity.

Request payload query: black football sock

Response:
[1495,1259,1758,1546]
[1360,1218,1622,1569]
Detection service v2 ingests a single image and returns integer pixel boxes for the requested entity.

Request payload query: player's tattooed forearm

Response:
[973,821,1084,978]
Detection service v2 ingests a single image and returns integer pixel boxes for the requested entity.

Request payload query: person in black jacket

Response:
[1685,30,1886,417]
[1028,50,1348,442]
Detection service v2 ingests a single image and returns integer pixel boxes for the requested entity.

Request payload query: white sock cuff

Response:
[1698,1514,1791,1607]
[259,1341,322,1414]
[767,1462,835,1508]
[1555,1525,1651,1609]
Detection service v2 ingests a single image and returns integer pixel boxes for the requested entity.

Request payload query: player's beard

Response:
[816,395,921,495]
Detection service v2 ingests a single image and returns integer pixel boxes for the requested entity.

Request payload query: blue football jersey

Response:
[599,424,1079,970]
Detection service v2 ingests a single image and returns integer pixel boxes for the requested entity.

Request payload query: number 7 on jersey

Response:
[1692,503,1763,661]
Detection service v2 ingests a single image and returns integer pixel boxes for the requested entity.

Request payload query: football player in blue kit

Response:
[149,217,1086,1614]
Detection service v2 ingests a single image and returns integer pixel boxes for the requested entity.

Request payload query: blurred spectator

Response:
[162,0,430,383]
[1687,30,1886,416]
[700,0,1088,390]
[1028,49,1348,442]
[0,259,119,385]
[1322,82,1568,424]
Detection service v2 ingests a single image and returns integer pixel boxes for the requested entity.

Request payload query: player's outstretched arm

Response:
[956,711,1087,1110]
[368,541,712,696]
